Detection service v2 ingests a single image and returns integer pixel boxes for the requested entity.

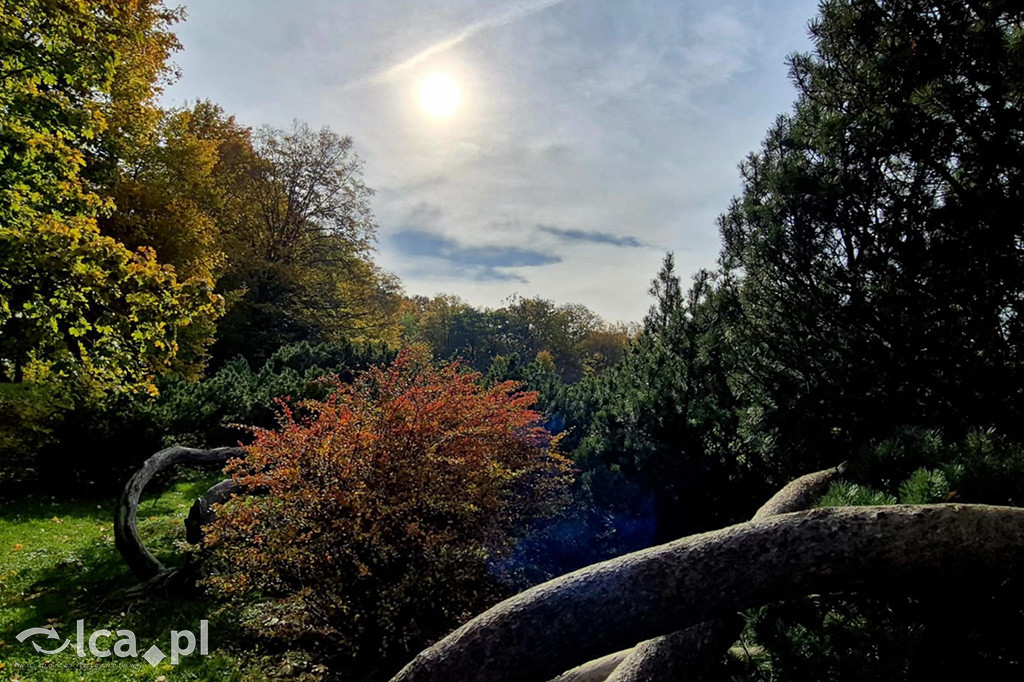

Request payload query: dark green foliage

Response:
[480,351,661,571]
[735,429,1024,681]
[3,341,393,495]
[718,0,1024,479]
[0,383,70,491]
[841,427,1024,507]
[485,353,565,427]
[737,590,1024,682]
[570,256,754,542]
[147,339,394,448]
[815,482,898,507]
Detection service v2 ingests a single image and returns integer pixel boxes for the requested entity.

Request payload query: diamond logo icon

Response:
[143,644,166,667]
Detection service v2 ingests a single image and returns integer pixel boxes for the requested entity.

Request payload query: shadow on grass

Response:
[0,473,266,680]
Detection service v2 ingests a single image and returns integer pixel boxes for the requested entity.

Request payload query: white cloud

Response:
[341,0,580,90]
[163,0,821,321]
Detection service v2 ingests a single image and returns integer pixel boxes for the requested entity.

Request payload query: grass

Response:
[0,473,317,681]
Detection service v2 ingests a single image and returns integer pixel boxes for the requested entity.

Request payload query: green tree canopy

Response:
[212,122,402,364]
[0,0,221,396]
[718,0,1024,476]
[95,101,255,376]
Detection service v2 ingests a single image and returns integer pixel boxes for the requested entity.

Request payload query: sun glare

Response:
[419,73,460,118]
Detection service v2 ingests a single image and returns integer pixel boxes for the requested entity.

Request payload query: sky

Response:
[162,0,822,323]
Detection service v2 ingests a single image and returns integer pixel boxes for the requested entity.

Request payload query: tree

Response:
[203,347,572,671]
[399,294,623,381]
[0,0,221,395]
[499,296,605,382]
[392,501,1024,682]
[95,102,253,376]
[717,0,1024,477]
[212,122,401,364]
[574,256,747,542]
[98,102,253,284]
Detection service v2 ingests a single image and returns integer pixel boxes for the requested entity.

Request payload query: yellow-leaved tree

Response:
[0,0,222,396]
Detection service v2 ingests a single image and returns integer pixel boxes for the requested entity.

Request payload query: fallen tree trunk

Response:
[114,445,243,581]
[603,464,844,682]
[392,504,1024,682]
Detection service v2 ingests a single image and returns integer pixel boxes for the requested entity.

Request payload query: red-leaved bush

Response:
[203,347,572,669]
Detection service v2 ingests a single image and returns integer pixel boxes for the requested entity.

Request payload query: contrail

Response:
[341,0,573,90]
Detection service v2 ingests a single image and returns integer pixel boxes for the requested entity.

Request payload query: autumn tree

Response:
[0,0,221,395]
[95,102,254,375]
[98,101,253,284]
[204,347,571,672]
[400,294,627,381]
[399,294,495,367]
[212,122,402,364]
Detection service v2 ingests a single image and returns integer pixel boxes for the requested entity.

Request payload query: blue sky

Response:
[163,0,822,322]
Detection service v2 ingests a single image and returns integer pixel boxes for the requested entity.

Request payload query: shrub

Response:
[3,341,395,494]
[0,383,70,491]
[203,347,572,673]
[142,340,395,448]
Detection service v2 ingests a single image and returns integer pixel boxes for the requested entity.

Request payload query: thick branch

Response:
[751,464,845,521]
[184,477,241,545]
[551,650,634,682]
[393,504,1024,682]
[573,464,845,682]
[114,446,243,581]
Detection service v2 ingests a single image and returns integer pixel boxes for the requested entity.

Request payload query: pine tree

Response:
[719,0,1024,475]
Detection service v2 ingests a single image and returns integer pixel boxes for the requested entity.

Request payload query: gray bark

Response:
[750,465,845,522]
[114,445,243,581]
[604,464,845,682]
[392,504,1024,682]
[551,650,634,682]
[184,477,240,545]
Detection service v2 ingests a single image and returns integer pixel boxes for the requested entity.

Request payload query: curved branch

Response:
[551,650,633,682]
[184,478,241,545]
[751,464,845,521]
[114,446,244,581]
[393,504,1024,682]
[603,464,845,681]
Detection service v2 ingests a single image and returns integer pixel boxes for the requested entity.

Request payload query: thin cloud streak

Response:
[538,225,652,249]
[341,0,575,90]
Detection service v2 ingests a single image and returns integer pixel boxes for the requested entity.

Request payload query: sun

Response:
[418,73,460,118]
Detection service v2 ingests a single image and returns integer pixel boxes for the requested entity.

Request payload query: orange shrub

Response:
[203,347,572,668]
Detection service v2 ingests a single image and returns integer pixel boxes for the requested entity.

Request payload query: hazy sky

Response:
[162,0,821,323]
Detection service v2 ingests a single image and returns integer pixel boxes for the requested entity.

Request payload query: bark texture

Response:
[392,504,1024,682]
[551,650,634,682]
[603,464,845,682]
[114,445,243,581]
[750,465,845,522]
[184,477,240,545]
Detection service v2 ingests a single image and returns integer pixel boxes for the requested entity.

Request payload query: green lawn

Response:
[0,476,316,681]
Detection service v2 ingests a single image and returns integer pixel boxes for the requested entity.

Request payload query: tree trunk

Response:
[114,445,243,581]
[392,504,1024,682]
[603,464,844,682]
[184,477,240,545]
